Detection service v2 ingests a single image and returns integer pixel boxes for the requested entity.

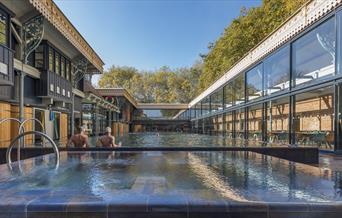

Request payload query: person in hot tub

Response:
[96,127,121,148]
[67,126,90,148]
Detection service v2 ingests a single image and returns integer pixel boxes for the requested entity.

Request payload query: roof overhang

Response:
[84,92,120,113]
[136,103,188,110]
[96,88,138,108]
[188,0,342,108]
[28,0,104,73]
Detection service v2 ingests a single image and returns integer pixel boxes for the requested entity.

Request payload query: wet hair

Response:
[80,126,86,133]
[105,127,111,133]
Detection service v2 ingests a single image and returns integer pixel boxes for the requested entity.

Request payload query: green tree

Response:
[199,0,307,92]
[98,62,203,103]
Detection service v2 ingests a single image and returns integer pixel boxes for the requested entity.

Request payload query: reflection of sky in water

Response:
[1,147,341,203]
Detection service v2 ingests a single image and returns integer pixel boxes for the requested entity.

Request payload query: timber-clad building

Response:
[0,0,121,147]
[3,0,342,153]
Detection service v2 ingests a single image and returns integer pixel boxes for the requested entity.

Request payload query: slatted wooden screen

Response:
[0,102,11,147]
[11,106,33,146]
[112,122,118,138]
[0,103,33,147]
[60,113,68,146]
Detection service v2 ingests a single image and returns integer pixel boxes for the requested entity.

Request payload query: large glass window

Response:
[210,89,223,112]
[246,63,263,101]
[134,109,181,120]
[225,112,233,138]
[66,60,70,81]
[294,86,334,150]
[35,45,44,68]
[61,56,65,78]
[201,97,210,115]
[49,48,54,72]
[0,10,7,45]
[55,52,60,75]
[265,46,290,95]
[224,82,234,108]
[217,114,224,134]
[190,107,195,119]
[203,117,213,135]
[267,97,289,146]
[232,73,245,105]
[293,17,335,87]
[248,104,263,144]
[235,109,245,141]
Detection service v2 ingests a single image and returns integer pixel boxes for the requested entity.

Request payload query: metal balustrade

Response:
[6,131,59,171]
[0,117,59,171]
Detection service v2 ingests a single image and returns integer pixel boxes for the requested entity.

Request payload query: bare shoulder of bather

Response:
[99,135,113,147]
[112,136,121,147]
[81,134,90,147]
[68,134,82,148]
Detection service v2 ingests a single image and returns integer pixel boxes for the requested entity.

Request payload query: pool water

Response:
[90,132,231,147]
[0,150,341,203]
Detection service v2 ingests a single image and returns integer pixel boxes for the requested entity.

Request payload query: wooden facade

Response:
[0,102,34,147]
[60,113,68,145]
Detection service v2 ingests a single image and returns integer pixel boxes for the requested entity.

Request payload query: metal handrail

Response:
[19,118,46,146]
[19,118,45,134]
[1,117,46,162]
[0,117,22,128]
[6,131,60,171]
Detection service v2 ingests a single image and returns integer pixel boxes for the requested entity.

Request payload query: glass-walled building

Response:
[186,6,342,153]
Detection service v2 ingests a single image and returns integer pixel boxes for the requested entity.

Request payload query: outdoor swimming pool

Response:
[91,132,234,147]
[0,149,342,217]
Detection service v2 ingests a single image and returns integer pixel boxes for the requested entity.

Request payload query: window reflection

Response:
[55,52,60,75]
[266,97,289,146]
[201,96,210,115]
[217,114,224,134]
[293,18,335,86]
[224,82,234,108]
[265,46,290,95]
[294,86,334,150]
[0,10,7,45]
[225,112,233,139]
[246,64,263,101]
[248,104,263,144]
[235,109,245,143]
[49,48,54,72]
[134,109,181,120]
[35,45,44,69]
[210,89,223,112]
[233,74,245,105]
[61,56,65,78]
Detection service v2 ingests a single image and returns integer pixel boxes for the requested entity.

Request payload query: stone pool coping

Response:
[0,146,319,164]
[0,193,342,218]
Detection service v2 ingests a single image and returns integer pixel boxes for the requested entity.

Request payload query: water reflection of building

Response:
[175,1,342,154]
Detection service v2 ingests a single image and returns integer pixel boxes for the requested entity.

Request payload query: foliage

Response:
[98,61,203,103]
[199,0,307,91]
[99,0,307,102]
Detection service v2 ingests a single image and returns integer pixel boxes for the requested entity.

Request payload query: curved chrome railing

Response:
[19,118,45,135]
[19,118,46,147]
[6,131,60,171]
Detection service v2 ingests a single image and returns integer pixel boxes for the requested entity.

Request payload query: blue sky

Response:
[55,0,261,71]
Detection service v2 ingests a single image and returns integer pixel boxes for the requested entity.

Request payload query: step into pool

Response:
[0,151,341,218]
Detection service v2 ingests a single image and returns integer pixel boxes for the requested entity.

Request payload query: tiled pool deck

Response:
[0,151,342,218]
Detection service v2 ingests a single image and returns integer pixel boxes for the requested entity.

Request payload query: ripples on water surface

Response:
[90,132,231,147]
[0,133,342,203]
